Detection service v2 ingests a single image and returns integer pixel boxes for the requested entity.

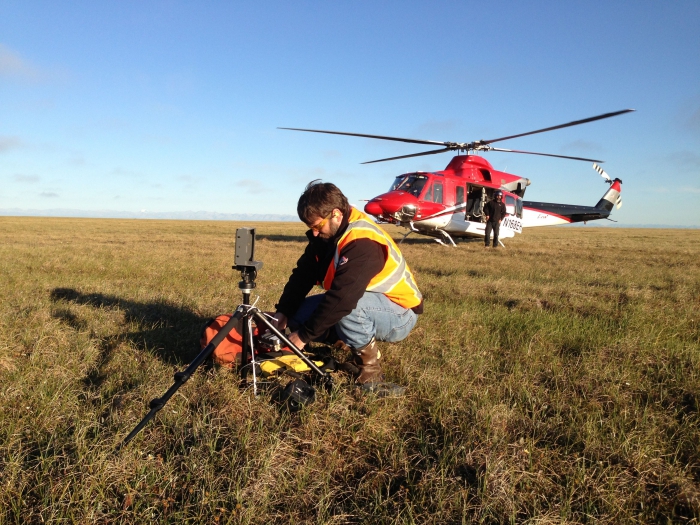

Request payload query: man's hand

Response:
[287,331,306,350]
[271,312,288,331]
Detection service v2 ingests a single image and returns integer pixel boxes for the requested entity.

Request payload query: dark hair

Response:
[297,180,350,224]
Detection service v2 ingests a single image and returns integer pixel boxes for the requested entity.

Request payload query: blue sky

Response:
[1,1,699,226]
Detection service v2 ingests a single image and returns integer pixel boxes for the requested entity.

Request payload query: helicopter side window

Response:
[456,186,464,205]
[423,184,433,202]
[433,182,443,204]
[505,195,516,215]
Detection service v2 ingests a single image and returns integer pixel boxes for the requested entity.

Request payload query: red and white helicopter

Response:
[280,109,633,246]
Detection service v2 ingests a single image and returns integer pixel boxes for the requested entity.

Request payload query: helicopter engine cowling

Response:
[501,177,531,198]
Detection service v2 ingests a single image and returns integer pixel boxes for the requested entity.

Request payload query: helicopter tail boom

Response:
[521,178,622,227]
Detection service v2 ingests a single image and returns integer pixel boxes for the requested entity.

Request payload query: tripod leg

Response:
[251,309,329,379]
[240,304,250,380]
[247,316,258,396]
[119,311,242,449]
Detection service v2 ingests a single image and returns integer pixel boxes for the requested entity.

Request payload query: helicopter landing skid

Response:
[436,229,456,247]
[401,222,456,247]
[399,222,421,244]
[399,230,413,244]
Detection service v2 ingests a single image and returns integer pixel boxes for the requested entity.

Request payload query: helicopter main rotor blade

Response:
[488,147,605,163]
[362,147,455,164]
[482,109,635,145]
[280,110,635,164]
[278,127,447,147]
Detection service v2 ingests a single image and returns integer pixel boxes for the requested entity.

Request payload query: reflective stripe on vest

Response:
[322,208,422,309]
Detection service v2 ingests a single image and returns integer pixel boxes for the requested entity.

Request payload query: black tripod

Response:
[234,264,330,387]
[119,263,330,450]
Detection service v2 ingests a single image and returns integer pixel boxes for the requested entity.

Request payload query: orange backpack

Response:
[200,314,258,368]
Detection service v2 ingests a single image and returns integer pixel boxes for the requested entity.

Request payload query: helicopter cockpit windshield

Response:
[390,173,429,198]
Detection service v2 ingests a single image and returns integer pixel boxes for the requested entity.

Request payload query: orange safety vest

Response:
[322,207,423,309]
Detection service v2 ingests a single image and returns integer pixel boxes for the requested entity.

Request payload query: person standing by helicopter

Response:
[484,190,507,248]
[271,181,423,386]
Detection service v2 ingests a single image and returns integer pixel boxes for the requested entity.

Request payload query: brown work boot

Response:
[352,337,385,384]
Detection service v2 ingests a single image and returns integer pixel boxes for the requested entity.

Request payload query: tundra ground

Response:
[1,217,698,524]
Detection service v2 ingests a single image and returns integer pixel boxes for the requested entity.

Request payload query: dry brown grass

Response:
[1,217,699,523]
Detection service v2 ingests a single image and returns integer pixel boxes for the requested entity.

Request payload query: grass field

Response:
[1,217,699,524]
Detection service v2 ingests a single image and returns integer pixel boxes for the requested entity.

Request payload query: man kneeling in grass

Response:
[272,180,423,385]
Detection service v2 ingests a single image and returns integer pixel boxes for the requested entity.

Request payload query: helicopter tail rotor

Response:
[594,171,623,212]
[593,163,612,183]
[593,163,622,208]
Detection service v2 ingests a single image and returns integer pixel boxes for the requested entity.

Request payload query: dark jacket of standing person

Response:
[484,198,507,223]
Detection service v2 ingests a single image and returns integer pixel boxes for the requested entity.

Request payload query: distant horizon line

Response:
[0,208,698,229]
[0,208,299,222]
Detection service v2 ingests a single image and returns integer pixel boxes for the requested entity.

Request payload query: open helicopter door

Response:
[466,184,485,220]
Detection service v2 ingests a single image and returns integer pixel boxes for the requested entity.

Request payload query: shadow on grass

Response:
[50,288,211,390]
[397,236,484,246]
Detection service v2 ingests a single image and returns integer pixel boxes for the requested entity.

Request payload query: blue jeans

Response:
[291,291,418,348]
